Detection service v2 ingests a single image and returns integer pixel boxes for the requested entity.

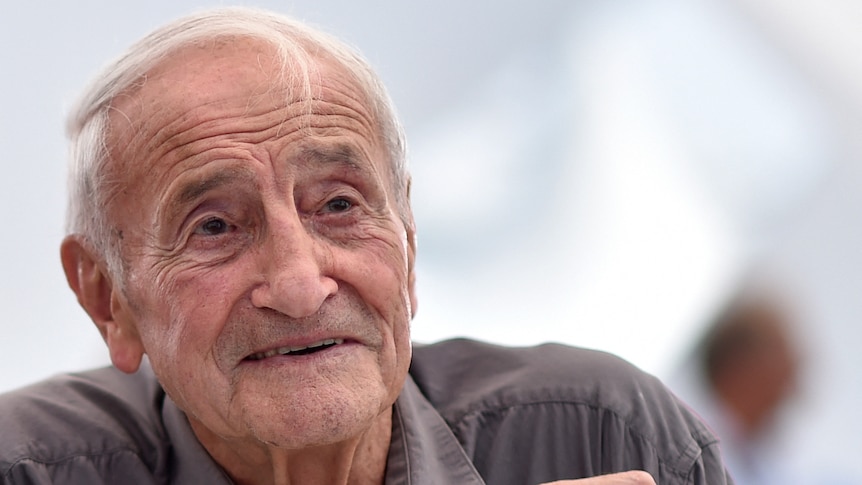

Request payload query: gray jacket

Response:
[0,339,732,484]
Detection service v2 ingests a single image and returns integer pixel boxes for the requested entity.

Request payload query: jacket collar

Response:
[385,375,486,484]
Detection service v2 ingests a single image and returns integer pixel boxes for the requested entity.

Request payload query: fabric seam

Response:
[1,447,146,480]
[445,399,717,481]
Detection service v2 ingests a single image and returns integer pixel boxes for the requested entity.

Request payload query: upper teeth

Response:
[249,338,344,360]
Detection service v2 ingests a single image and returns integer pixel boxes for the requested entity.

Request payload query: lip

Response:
[240,335,357,364]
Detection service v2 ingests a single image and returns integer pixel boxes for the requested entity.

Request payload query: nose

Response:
[250,211,338,318]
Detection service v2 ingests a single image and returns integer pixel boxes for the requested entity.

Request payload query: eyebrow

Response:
[301,143,373,175]
[175,167,256,206]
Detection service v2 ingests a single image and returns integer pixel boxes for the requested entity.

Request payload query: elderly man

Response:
[0,7,730,485]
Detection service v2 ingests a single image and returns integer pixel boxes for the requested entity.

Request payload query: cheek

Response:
[131,261,242,363]
[134,288,236,413]
[357,241,413,376]
[344,241,412,328]
[332,230,413,356]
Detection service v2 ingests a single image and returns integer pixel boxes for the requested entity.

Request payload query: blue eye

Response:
[325,198,352,213]
[197,217,229,236]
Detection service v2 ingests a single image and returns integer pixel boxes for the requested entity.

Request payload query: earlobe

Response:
[60,236,145,373]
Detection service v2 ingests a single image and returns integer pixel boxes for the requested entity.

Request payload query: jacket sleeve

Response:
[3,452,159,485]
[685,441,735,485]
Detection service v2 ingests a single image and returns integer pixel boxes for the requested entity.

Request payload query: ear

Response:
[406,222,418,319]
[403,179,418,318]
[60,236,145,374]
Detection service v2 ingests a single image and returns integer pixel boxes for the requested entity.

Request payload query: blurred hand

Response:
[541,471,656,485]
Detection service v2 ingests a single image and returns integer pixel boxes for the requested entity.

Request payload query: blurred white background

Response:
[2,1,861,482]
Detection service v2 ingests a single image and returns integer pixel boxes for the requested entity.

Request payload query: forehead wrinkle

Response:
[152,101,282,157]
[309,102,376,146]
[118,66,289,164]
[314,85,378,141]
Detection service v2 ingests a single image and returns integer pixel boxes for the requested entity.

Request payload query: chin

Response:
[243,385,390,449]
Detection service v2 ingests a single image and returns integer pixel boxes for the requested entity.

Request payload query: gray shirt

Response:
[0,339,732,484]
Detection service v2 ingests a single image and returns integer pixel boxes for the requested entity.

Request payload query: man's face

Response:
[103,40,416,449]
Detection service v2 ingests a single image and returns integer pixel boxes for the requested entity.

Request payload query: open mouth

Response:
[245,338,345,361]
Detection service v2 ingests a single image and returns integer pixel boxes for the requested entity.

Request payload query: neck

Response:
[190,407,393,485]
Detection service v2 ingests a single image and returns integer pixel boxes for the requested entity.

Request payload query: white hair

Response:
[65,6,408,276]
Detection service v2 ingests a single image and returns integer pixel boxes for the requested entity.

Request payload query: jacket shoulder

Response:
[410,338,729,484]
[0,365,167,481]
[410,338,666,414]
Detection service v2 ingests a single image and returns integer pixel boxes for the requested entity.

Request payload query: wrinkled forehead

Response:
[107,39,337,143]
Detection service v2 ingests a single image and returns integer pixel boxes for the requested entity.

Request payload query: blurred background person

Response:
[694,288,802,484]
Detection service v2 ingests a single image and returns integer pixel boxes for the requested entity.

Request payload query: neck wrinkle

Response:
[189,407,393,485]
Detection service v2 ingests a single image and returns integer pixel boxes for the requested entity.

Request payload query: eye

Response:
[324,197,353,213]
[195,217,231,236]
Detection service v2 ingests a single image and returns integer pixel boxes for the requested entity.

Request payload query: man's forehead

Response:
[112,40,301,124]
[104,38,373,167]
